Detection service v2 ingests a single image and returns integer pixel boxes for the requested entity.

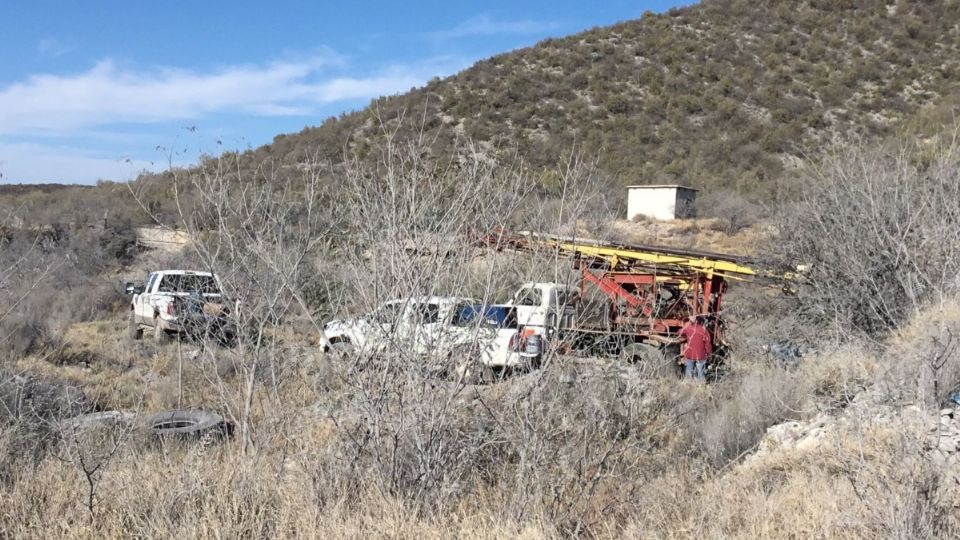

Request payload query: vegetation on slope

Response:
[8,0,960,225]
[255,0,960,198]
[3,112,960,537]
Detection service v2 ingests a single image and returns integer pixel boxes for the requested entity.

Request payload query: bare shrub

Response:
[0,373,89,485]
[696,189,763,233]
[145,146,343,452]
[773,137,960,338]
[316,134,617,514]
[57,409,140,523]
[97,220,140,265]
[880,299,960,409]
[0,222,130,360]
[124,122,619,522]
[486,362,660,534]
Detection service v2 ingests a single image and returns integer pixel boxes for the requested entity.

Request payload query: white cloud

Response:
[0,54,438,135]
[431,14,559,41]
[0,49,472,182]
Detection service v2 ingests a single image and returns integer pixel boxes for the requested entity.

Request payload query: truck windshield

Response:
[514,288,542,307]
[157,274,220,294]
[556,290,580,307]
[453,305,518,329]
[413,303,440,324]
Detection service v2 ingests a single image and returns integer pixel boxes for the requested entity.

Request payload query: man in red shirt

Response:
[678,315,712,381]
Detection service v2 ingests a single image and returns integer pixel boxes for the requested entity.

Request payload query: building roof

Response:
[625,184,698,191]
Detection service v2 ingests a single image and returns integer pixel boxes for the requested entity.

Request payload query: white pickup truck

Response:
[323,297,541,378]
[323,296,478,356]
[125,270,226,342]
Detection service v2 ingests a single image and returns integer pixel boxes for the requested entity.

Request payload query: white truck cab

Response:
[508,282,579,336]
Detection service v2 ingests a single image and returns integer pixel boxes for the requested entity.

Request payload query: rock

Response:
[755,413,832,457]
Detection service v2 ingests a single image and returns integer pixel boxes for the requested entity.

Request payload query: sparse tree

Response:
[773,136,960,339]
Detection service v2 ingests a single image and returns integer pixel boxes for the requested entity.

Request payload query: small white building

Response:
[626,185,698,221]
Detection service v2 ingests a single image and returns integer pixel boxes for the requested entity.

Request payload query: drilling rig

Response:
[483,231,796,370]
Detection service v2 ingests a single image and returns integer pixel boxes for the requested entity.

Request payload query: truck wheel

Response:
[153,318,170,343]
[128,311,142,341]
[622,343,682,378]
[621,343,660,364]
[480,365,498,384]
[327,339,353,360]
[662,344,684,379]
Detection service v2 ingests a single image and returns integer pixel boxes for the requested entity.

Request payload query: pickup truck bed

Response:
[126,270,233,344]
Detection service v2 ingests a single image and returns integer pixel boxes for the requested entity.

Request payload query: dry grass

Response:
[620,407,959,539]
[606,218,771,256]
[6,292,960,538]
[3,399,953,539]
[0,447,551,539]
[1,308,958,538]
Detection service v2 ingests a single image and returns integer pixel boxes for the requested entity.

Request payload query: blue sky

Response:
[0,0,690,184]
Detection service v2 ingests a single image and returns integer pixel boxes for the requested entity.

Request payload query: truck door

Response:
[513,286,547,331]
[410,302,443,355]
[555,288,579,332]
[136,273,157,323]
[368,301,404,350]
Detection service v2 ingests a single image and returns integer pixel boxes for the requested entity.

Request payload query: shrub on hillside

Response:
[98,220,139,265]
[0,226,128,359]
[773,138,960,337]
[696,190,764,233]
[0,373,88,484]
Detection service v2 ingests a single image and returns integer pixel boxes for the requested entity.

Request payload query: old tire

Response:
[153,318,170,343]
[145,409,232,439]
[128,311,142,341]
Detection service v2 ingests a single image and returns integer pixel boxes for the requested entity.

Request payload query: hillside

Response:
[9,0,960,224]
[231,0,960,198]
[0,183,86,196]
[6,2,960,534]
